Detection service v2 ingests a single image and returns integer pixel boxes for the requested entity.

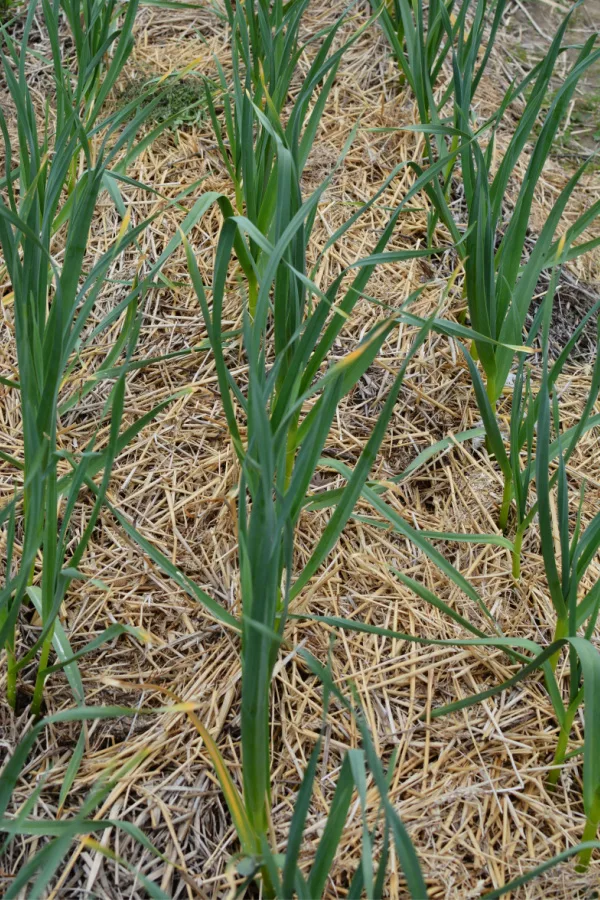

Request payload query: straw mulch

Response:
[0,1,599,897]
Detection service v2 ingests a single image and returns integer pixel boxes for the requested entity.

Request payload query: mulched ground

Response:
[0,1,599,897]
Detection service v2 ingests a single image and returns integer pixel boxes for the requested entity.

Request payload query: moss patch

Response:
[117,74,210,133]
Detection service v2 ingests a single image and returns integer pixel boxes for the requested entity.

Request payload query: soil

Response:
[507,0,600,155]
[528,264,600,361]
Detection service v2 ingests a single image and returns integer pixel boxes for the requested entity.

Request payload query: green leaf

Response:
[482,842,600,899]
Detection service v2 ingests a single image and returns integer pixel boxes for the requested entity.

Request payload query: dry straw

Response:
[0,0,599,897]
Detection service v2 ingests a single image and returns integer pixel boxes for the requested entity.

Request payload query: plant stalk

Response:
[576,817,599,872]
[547,694,580,789]
[550,616,568,673]
[30,625,54,718]
[512,526,524,580]
[498,476,512,532]
[6,643,17,710]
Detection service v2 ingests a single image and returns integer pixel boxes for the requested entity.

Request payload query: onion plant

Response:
[378,1,600,537]
[0,0,141,713]
[463,283,600,570]
[434,344,600,868]
[456,133,600,538]
[376,1,600,388]
[388,0,504,149]
[205,0,363,317]
[180,137,440,893]
[410,3,600,395]
[0,0,207,716]
[374,0,505,107]
[534,268,600,868]
[308,262,600,871]
[59,0,141,127]
[444,266,600,867]
[373,0,507,245]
